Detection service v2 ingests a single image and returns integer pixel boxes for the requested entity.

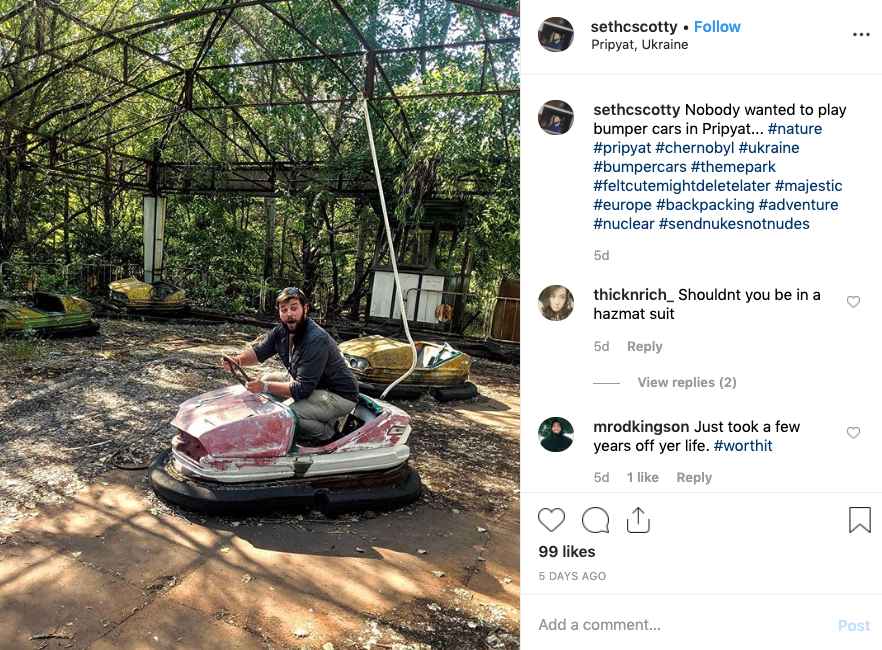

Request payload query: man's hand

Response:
[221,355,239,371]
[245,379,265,394]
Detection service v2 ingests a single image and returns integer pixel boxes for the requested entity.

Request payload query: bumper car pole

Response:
[361,96,418,399]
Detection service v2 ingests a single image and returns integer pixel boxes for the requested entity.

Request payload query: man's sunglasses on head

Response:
[276,286,306,303]
[277,287,299,298]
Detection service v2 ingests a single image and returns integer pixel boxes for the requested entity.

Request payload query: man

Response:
[221,286,359,446]
[546,115,565,134]
[546,32,565,51]
[541,420,573,452]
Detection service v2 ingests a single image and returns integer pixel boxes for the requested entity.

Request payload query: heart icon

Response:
[847,296,860,308]
[538,508,566,532]
[847,427,860,439]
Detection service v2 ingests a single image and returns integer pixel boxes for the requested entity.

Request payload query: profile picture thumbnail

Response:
[538,285,574,321]
[539,417,574,453]
[539,17,574,52]
[539,100,574,135]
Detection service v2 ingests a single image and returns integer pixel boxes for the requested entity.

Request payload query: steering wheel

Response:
[222,354,251,387]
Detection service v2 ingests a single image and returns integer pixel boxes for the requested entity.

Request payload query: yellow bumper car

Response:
[109,277,188,314]
[340,335,478,401]
[0,292,99,337]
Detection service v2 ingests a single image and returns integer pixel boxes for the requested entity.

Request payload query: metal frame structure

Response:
[1,0,519,197]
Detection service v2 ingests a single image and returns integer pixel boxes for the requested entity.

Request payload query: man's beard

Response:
[282,314,307,334]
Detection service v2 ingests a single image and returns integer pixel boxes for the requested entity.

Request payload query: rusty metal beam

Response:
[40,72,184,135]
[0,3,27,29]
[195,74,277,164]
[199,36,518,70]
[0,0,294,68]
[445,0,518,17]
[156,2,234,153]
[475,8,511,160]
[175,120,279,191]
[189,87,517,110]
[1,0,519,192]
[5,121,150,163]
[184,103,270,169]
[48,4,187,75]
[0,24,153,107]
[261,3,405,154]
[222,10,341,156]
[327,0,414,145]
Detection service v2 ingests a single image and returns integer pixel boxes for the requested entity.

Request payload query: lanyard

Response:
[288,333,295,372]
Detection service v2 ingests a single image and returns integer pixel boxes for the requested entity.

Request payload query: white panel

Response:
[417,275,445,323]
[143,196,155,283]
[392,273,420,320]
[154,196,167,278]
[369,271,395,318]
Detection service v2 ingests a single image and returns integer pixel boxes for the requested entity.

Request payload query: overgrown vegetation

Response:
[0,0,519,322]
[0,328,42,362]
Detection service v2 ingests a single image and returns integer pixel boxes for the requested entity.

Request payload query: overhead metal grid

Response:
[0,0,519,197]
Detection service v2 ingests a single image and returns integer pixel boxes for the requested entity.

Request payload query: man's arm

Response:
[245,342,327,398]
[249,376,289,397]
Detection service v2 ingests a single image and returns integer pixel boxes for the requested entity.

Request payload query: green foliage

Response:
[166,197,263,275]
[0,326,42,362]
[199,285,249,313]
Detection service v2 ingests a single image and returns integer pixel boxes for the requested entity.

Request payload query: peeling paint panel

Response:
[168,386,412,484]
[340,336,471,387]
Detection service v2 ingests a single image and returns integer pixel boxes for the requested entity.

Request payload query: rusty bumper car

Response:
[339,335,478,401]
[0,292,99,337]
[109,277,189,314]
[148,357,422,515]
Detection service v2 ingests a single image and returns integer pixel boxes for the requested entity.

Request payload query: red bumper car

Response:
[149,358,422,515]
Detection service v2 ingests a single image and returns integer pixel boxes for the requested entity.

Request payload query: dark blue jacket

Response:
[253,319,359,402]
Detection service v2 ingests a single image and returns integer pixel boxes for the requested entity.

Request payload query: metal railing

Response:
[0,262,145,297]
[64,263,142,295]
[398,286,500,338]
[0,262,62,295]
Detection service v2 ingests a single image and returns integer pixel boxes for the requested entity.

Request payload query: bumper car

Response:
[0,292,99,337]
[108,277,189,314]
[148,356,422,515]
[340,335,478,401]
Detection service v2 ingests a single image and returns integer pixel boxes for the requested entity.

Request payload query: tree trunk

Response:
[102,150,113,248]
[320,200,340,313]
[263,196,276,279]
[351,204,368,318]
[278,208,288,278]
[63,187,71,264]
[299,197,320,298]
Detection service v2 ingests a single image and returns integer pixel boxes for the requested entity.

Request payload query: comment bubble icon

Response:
[582,507,610,533]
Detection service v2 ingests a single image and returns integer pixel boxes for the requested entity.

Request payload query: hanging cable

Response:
[361,97,418,398]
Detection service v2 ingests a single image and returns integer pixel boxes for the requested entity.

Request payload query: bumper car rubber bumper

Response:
[23,321,100,338]
[148,448,422,516]
[358,381,478,402]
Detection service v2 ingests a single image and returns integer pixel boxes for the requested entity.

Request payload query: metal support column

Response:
[143,194,167,283]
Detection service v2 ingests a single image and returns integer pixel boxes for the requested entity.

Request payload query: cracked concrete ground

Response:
[0,319,520,649]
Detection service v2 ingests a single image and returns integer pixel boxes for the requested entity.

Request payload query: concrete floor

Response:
[0,407,520,650]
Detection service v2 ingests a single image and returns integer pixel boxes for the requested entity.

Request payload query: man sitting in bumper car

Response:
[222,286,358,447]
